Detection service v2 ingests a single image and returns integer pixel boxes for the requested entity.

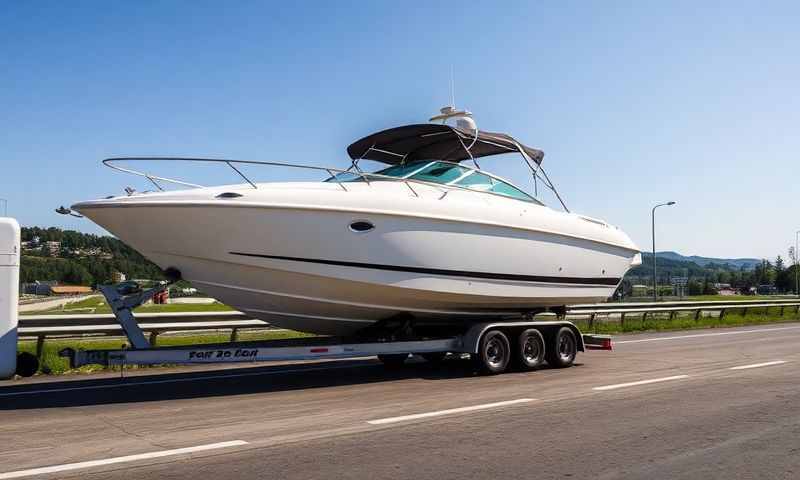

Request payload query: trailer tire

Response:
[472,330,510,375]
[420,352,447,363]
[378,353,408,368]
[546,327,577,368]
[15,352,39,378]
[515,329,546,370]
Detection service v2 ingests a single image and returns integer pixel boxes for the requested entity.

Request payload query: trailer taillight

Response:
[583,335,613,351]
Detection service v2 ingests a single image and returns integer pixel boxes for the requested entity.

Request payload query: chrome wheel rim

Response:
[558,334,575,362]
[485,337,506,368]
[523,336,540,363]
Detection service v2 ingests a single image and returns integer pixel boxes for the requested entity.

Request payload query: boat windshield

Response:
[327,160,537,203]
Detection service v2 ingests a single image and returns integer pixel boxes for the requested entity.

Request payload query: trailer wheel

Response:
[473,330,510,375]
[15,352,39,377]
[378,353,408,368]
[546,327,577,368]
[516,329,546,370]
[420,352,447,363]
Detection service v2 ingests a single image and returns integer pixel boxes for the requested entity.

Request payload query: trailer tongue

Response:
[60,281,612,375]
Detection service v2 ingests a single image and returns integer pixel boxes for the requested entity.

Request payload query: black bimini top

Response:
[346,123,544,165]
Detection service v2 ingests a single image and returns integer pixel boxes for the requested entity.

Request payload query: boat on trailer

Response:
[70,106,641,338]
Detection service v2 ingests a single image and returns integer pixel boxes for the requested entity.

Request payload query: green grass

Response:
[622,295,795,303]
[684,295,796,302]
[20,296,235,315]
[18,329,313,375]
[575,305,800,335]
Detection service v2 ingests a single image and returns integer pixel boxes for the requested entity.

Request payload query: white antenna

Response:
[449,65,455,108]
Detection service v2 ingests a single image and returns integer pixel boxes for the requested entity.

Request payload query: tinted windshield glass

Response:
[455,171,494,190]
[373,161,430,178]
[454,171,534,202]
[408,162,469,184]
[330,161,536,203]
[326,160,429,183]
[489,181,534,202]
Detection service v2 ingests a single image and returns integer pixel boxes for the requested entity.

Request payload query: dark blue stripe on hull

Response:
[229,252,621,286]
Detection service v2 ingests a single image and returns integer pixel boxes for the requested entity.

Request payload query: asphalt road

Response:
[1,323,799,479]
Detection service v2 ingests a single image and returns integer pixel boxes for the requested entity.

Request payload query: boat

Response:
[70,106,642,336]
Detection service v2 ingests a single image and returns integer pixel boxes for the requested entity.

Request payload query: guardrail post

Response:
[588,313,595,328]
[149,331,159,347]
[230,328,239,342]
[741,307,748,317]
[694,309,702,321]
[619,313,625,328]
[780,306,785,316]
[669,311,676,321]
[719,309,726,320]
[35,335,46,360]
[640,312,647,327]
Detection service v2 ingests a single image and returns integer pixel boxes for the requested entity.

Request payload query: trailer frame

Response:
[59,282,612,373]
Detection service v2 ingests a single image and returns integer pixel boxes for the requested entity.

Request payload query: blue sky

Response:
[1,1,798,259]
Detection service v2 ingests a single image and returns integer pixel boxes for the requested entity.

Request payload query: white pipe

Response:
[0,217,20,379]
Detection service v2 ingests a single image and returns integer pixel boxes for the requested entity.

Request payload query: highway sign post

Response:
[671,276,689,299]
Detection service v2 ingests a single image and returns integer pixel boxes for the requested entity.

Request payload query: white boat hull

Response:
[74,181,641,335]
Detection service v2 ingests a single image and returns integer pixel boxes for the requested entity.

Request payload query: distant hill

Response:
[19,226,163,286]
[654,251,761,270]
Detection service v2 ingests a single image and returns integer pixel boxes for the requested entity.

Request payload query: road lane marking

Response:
[0,363,374,398]
[367,398,536,425]
[729,360,787,370]
[592,375,689,391]
[615,325,800,345]
[0,440,249,479]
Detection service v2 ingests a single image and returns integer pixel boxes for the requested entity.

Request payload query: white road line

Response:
[0,363,372,398]
[615,325,800,344]
[729,360,787,370]
[592,375,690,391]
[367,398,535,425]
[0,440,248,479]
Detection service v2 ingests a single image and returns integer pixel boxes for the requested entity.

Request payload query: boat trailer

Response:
[60,281,612,374]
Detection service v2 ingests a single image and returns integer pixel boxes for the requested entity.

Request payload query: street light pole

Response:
[652,201,676,302]
[795,230,799,297]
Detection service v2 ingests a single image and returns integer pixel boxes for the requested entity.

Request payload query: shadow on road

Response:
[0,357,579,410]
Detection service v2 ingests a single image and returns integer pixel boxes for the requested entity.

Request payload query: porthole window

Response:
[216,192,243,199]
[349,220,374,233]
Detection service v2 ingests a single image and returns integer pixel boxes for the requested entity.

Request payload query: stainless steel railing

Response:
[101,157,545,205]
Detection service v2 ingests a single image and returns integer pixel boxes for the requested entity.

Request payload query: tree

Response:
[774,256,792,293]
[703,278,718,295]
[687,280,703,296]
[789,264,799,294]
[19,226,165,287]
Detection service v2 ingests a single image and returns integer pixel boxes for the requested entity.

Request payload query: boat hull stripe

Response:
[229,252,621,286]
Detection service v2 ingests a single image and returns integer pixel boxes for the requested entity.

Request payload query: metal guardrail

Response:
[566,299,800,327]
[569,298,800,311]
[18,299,800,358]
[18,311,270,358]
